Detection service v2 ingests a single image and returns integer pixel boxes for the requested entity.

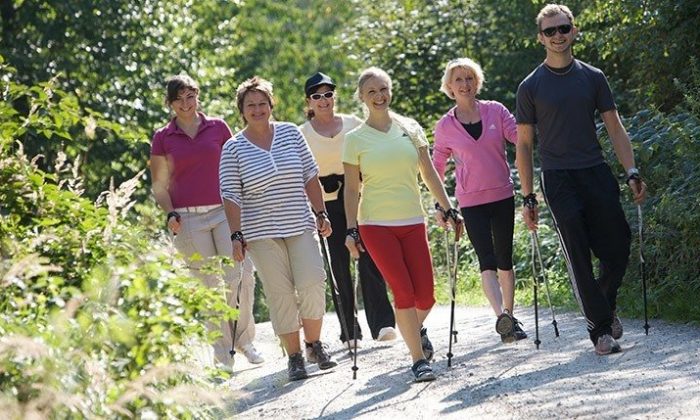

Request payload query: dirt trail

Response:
[224,306,700,419]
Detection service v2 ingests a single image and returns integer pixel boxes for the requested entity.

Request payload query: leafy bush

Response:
[1,59,233,418]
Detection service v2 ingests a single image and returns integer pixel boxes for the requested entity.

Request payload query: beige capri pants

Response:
[173,206,256,364]
[247,230,327,335]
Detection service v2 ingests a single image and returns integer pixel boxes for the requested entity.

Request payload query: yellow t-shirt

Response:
[342,119,427,225]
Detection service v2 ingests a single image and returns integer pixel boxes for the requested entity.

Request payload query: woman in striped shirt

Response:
[219,76,336,382]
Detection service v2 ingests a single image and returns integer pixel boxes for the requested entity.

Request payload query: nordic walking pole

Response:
[320,236,357,378]
[638,205,649,335]
[351,258,360,380]
[532,231,560,337]
[530,232,541,349]
[228,264,245,364]
[441,207,461,367]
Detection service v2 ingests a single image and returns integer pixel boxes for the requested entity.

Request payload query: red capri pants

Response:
[359,223,435,310]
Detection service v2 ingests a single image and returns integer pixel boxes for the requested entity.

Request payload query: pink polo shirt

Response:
[433,101,517,208]
[150,113,233,208]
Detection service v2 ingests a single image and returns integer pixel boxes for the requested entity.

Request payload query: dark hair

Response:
[165,74,199,105]
[304,84,336,120]
[235,76,275,123]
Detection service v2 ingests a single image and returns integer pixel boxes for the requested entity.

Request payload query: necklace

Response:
[542,59,575,76]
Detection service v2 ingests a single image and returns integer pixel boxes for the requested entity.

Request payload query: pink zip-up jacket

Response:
[432,100,517,208]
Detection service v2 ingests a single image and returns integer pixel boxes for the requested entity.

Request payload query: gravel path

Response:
[224,306,700,419]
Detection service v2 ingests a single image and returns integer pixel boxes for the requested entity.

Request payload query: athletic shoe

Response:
[595,334,622,355]
[287,352,308,381]
[305,340,338,370]
[377,326,397,341]
[512,320,528,341]
[612,312,623,339]
[420,327,434,361]
[411,359,436,382]
[241,344,265,364]
[342,338,363,349]
[495,312,517,343]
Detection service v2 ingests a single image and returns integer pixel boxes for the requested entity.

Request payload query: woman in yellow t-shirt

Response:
[299,72,397,349]
[342,67,463,382]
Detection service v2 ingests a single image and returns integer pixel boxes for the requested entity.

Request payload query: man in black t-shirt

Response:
[515,4,647,355]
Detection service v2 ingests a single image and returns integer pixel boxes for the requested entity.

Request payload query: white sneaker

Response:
[241,344,265,364]
[342,339,362,349]
[377,326,397,341]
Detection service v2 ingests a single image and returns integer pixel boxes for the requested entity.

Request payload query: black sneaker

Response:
[496,312,527,343]
[512,320,528,341]
[611,312,623,340]
[305,340,337,370]
[411,359,436,382]
[287,352,308,381]
[420,327,434,361]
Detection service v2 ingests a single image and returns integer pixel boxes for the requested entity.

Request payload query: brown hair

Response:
[235,76,275,123]
[536,4,575,30]
[165,74,199,105]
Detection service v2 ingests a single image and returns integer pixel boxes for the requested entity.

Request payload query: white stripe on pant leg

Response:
[541,171,595,330]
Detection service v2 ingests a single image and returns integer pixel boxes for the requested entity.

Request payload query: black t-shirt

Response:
[516,59,616,170]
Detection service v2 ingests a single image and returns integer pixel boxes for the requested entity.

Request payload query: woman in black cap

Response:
[299,72,397,349]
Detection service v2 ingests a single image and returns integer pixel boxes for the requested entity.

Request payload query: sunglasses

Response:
[309,91,335,100]
[540,24,573,37]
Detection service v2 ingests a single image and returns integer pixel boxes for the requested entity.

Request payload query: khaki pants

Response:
[173,206,256,364]
[247,230,326,335]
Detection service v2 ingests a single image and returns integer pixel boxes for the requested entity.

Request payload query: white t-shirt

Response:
[299,114,362,201]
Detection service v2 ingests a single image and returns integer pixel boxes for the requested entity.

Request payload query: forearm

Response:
[222,199,242,233]
[419,148,452,209]
[515,141,535,195]
[304,176,327,213]
[151,184,175,213]
[610,132,636,172]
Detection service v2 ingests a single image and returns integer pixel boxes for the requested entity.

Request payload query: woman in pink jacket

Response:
[433,58,527,343]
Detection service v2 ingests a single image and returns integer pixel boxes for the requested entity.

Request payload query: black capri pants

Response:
[460,196,515,272]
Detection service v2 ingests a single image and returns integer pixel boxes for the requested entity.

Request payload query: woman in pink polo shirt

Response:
[433,58,528,344]
[150,74,263,370]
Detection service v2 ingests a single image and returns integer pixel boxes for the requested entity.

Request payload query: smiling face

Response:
[306,84,336,118]
[538,12,578,56]
[447,66,478,102]
[242,90,272,125]
[170,88,198,119]
[359,75,392,113]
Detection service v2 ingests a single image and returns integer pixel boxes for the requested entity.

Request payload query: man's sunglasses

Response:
[540,24,573,37]
[309,91,335,100]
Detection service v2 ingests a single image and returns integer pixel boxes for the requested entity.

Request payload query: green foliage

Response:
[599,109,700,322]
[1,67,231,417]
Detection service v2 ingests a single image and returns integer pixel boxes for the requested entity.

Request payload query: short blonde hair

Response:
[235,76,275,122]
[536,4,575,30]
[355,67,392,101]
[440,58,485,99]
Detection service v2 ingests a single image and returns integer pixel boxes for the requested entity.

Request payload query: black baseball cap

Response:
[304,72,336,97]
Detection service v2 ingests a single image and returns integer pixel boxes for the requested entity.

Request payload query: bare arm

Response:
[305,175,331,237]
[222,198,246,262]
[150,155,180,233]
[417,146,463,239]
[601,109,647,204]
[343,163,363,257]
[515,124,538,231]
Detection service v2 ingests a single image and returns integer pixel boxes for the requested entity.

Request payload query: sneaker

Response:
[341,338,363,349]
[512,320,528,341]
[287,352,308,381]
[241,344,265,364]
[411,359,436,382]
[595,334,622,355]
[496,312,516,343]
[420,327,434,361]
[377,326,397,341]
[611,312,623,340]
[305,340,338,370]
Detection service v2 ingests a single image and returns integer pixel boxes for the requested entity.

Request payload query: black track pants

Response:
[541,163,631,343]
[325,195,396,341]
